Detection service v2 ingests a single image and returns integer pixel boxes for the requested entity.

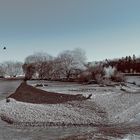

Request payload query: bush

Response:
[77,71,92,83]
[111,72,125,82]
[90,65,105,80]
[95,74,104,84]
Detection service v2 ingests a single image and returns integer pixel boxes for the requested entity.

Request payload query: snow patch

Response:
[0,99,106,126]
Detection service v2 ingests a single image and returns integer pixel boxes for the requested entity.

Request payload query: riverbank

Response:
[0,77,140,139]
[0,77,140,126]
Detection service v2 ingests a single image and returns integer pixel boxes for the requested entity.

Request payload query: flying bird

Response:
[3,47,6,50]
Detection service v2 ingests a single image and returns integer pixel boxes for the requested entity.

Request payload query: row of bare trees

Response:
[1,50,139,83]
[0,61,23,78]
[23,48,87,80]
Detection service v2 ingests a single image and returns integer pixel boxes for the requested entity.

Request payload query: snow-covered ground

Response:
[0,77,140,139]
[0,77,140,126]
[0,98,106,126]
[29,78,140,125]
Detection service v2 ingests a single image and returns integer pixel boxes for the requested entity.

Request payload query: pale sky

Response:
[0,0,140,62]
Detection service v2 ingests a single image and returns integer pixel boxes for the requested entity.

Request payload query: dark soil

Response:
[8,81,89,104]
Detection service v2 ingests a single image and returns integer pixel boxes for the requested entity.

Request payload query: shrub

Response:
[77,71,92,83]
[111,72,125,82]
[90,65,105,80]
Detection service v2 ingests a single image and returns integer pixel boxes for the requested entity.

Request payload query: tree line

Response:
[0,61,23,78]
[104,55,140,73]
[23,48,86,80]
[0,50,140,82]
[0,48,86,80]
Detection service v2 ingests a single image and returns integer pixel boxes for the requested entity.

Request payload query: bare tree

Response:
[1,61,23,77]
[56,48,87,80]
[0,64,5,77]
[23,49,87,80]
[87,62,105,83]
[24,52,53,79]
[37,61,54,79]
[22,63,36,80]
[25,52,52,64]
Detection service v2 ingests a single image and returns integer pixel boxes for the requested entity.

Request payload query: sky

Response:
[0,0,140,62]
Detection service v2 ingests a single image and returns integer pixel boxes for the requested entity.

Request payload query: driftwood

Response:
[8,82,91,104]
